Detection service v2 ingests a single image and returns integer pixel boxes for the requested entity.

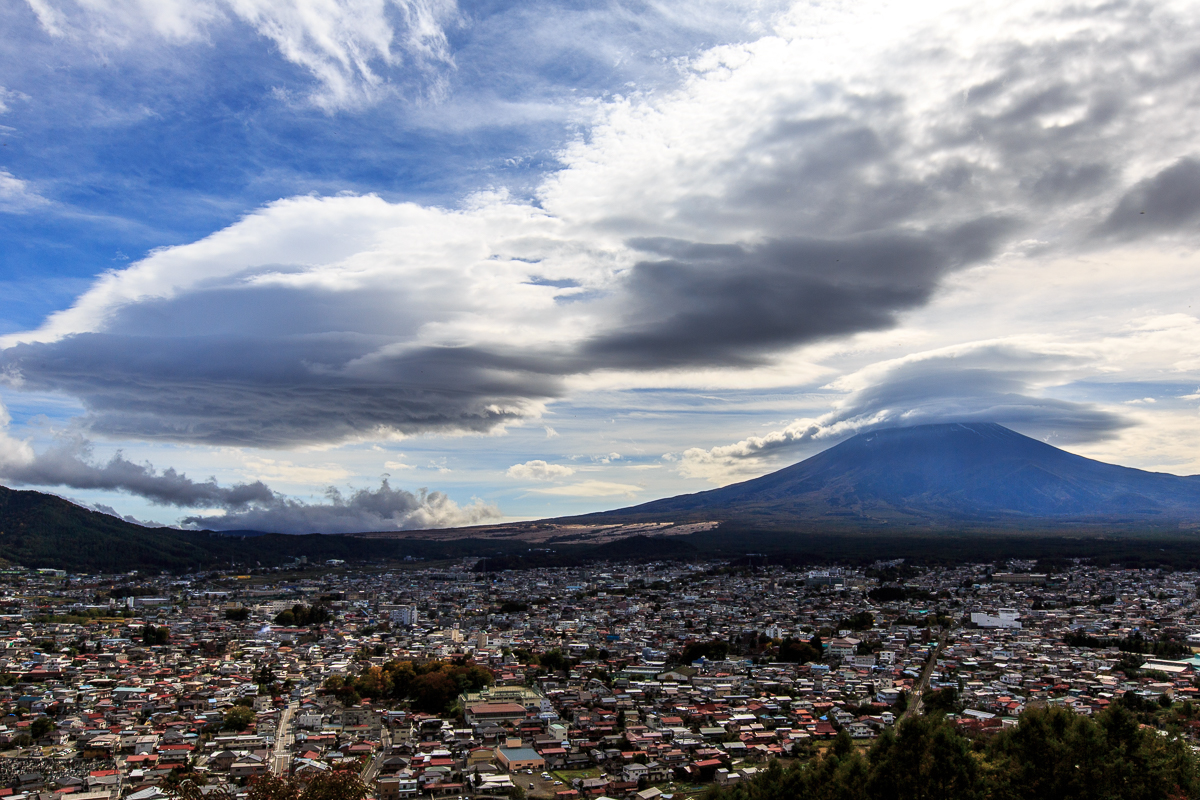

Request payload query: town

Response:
[0,556,1195,800]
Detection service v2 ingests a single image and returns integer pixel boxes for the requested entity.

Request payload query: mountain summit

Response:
[572,422,1200,529]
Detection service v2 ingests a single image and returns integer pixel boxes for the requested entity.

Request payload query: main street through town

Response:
[272,701,297,776]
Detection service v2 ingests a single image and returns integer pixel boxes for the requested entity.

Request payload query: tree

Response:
[142,625,169,646]
[162,769,213,796]
[923,687,959,716]
[411,671,459,713]
[30,716,54,739]
[863,715,981,800]
[539,649,569,673]
[223,705,256,731]
[777,637,821,664]
[679,640,729,664]
[237,770,368,800]
[840,611,875,631]
[301,770,370,800]
[224,607,250,621]
[276,604,331,627]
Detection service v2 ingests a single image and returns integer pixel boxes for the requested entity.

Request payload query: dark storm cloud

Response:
[182,479,499,533]
[1102,158,1200,237]
[0,332,564,447]
[0,435,274,507]
[585,219,1014,368]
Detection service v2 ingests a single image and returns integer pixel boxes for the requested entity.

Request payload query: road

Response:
[272,701,297,776]
[360,723,392,784]
[902,632,948,720]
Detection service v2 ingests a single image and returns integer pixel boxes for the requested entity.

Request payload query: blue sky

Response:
[3,0,1200,532]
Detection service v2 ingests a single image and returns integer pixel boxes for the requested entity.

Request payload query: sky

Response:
[2,0,1200,533]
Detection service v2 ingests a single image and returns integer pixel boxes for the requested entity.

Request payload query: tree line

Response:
[322,658,493,713]
[705,705,1195,800]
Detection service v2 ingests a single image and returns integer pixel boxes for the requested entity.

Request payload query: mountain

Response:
[0,485,461,572]
[567,422,1200,530]
[6,422,1200,572]
[0,484,240,572]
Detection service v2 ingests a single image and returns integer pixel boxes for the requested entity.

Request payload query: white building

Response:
[970,609,1021,629]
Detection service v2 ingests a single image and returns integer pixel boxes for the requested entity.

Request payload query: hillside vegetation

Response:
[709,706,1195,800]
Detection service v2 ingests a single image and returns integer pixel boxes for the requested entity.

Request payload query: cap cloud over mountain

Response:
[574,423,1200,530]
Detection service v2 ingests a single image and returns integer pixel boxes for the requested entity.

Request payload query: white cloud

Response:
[506,459,575,481]
[0,401,35,472]
[0,170,49,213]
[531,479,642,497]
[0,87,29,114]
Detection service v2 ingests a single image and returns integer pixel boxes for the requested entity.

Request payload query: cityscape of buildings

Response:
[0,558,1193,799]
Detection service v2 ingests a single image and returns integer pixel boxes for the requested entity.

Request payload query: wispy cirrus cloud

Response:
[0,170,49,213]
[24,0,457,108]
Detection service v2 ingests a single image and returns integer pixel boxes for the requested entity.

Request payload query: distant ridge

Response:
[565,422,1200,530]
[5,422,1200,572]
[0,484,508,571]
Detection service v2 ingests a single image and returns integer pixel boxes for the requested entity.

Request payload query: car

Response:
[529,783,536,789]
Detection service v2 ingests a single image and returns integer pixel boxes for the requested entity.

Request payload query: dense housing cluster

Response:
[0,557,1195,799]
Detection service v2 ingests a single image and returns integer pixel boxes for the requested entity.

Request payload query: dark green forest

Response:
[707,707,1195,800]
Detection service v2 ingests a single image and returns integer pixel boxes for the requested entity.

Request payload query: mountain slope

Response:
[0,485,622,571]
[0,484,237,571]
[568,422,1200,529]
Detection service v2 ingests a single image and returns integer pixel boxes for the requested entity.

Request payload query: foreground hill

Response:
[0,485,501,571]
[566,422,1200,529]
[0,484,237,572]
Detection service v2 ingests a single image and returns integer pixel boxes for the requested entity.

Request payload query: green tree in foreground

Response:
[705,704,1197,800]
